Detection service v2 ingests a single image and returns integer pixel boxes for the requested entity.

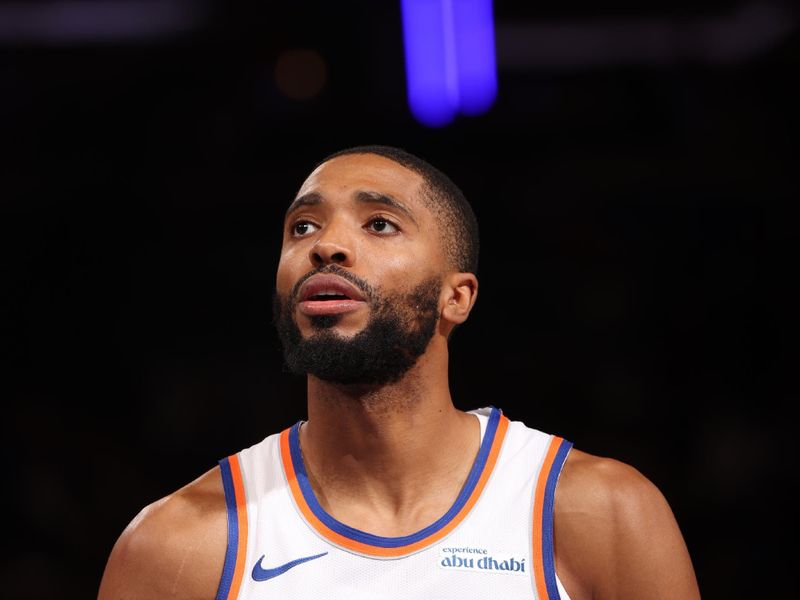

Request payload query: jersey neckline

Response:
[279,406,510,558]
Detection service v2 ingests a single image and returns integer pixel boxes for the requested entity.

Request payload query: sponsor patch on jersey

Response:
[437,546,527,576]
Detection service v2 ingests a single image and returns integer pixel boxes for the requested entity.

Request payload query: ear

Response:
[440,272,478,330]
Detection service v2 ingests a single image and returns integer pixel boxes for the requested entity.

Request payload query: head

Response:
[272,145,480,386]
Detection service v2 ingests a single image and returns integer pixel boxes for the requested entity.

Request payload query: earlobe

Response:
[441,273,478,326]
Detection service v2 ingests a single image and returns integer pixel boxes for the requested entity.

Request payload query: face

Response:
[273,153,447,385]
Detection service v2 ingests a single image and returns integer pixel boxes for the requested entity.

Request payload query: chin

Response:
[305,311,372,334]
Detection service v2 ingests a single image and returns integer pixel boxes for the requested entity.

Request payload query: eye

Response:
[291,221,319,237]
[366,217,399,234]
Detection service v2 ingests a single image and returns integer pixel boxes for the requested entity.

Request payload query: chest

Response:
[236,485,536,600]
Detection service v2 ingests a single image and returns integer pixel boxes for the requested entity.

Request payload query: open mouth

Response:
[308,292,352,301]
[298,274,367,316]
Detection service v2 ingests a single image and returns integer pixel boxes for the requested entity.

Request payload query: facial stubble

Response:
[273,270,441,386]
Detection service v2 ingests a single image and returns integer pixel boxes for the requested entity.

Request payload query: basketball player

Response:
[98,146,701,600]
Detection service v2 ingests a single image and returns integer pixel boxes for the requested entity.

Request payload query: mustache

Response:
[288,264,376,307]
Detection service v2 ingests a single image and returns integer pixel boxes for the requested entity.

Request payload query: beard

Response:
[272,266,441,386]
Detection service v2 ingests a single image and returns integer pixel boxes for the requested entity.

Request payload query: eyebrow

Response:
[284,192,323,222]
[284,190,419,227]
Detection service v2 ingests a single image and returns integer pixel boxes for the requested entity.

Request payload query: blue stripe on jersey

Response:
[542,439,573,600]
[288,406,502,549]
[215,457,239,600]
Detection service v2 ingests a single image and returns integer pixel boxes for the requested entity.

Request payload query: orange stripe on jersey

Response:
[227,454,249,600]
[531,436,563,599]
[280,413,510,558]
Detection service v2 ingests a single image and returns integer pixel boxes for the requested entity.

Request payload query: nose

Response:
[309,222,355,268]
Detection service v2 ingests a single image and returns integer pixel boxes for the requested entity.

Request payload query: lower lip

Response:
[298,299,366,316]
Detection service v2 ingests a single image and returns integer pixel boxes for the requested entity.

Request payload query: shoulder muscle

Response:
[554,449,700,600]
[98,466,228,600]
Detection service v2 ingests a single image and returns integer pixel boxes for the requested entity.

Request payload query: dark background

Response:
[1,1,796,598]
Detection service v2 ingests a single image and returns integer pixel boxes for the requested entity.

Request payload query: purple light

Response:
[451,0,498,116]
[401,0,498,127]
[400,0,457,127]
[0,1,209,43]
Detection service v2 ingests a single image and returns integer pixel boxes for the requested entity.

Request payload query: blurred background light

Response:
[0,0,209,43]
[496,1,796,69]
[274,49,328,101]
[401,0,458,127]
[401,0,498,127]
[451,0,498,116]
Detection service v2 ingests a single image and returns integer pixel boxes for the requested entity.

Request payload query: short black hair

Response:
[319,145,479,275]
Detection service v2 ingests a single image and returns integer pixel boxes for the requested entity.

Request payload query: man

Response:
[98,146,701,600]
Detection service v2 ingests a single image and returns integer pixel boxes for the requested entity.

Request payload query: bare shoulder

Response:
[553,449,700,600]
[555,449,667,525]
[98,466,228,600]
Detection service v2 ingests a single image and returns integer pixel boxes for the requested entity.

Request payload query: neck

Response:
[298,339,481,535]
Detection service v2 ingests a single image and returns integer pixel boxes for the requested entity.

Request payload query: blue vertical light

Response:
[401,0,498,127]
[400,0,457,127]
[451,0,497,116]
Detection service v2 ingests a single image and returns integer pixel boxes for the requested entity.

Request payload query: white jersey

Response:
[215,407,573,600]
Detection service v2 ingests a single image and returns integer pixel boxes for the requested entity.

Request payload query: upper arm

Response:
[97,467,228,600]
[554,450,701,600]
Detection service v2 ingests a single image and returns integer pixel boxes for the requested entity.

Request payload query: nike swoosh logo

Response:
[251,552,328,582]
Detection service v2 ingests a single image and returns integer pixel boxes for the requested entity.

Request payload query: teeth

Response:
[310,289,349,300]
